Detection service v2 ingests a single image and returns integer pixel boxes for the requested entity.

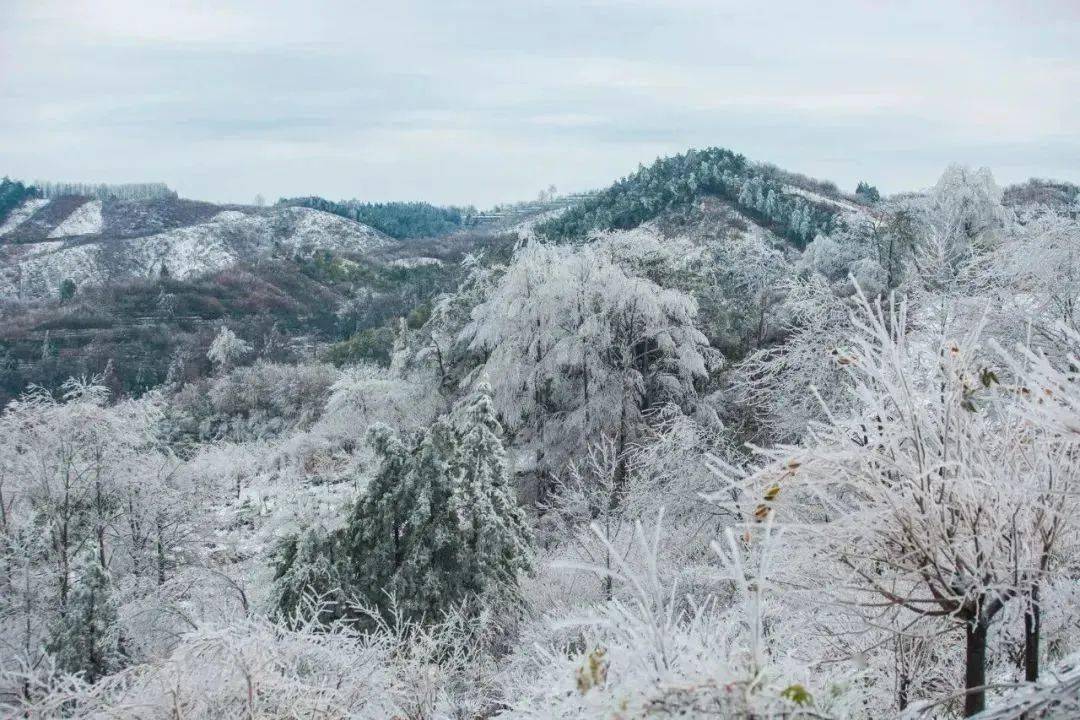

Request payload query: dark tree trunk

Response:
[1025,583,1040,683]
[965,619,989,717]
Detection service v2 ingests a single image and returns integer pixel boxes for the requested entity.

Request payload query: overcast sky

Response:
[2,0,1077,207]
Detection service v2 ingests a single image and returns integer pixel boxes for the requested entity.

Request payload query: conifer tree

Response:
[342,423,417,617]
[270,526,343,626]
[452,382,533,600]
[46,550,121,683]
[397,419,468,619]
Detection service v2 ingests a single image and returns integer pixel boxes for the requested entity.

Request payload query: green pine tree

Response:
[452,381,534,600]
[46,551,122,682]
[342,423,418,618]
[398,419,468,620]
[270,525,343,626]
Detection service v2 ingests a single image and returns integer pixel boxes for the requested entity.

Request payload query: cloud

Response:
[1,0,1077,206]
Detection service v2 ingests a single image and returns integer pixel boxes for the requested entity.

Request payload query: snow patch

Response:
[783,186,865,215]
[212,210,249,223]
[0,203,392,299]
[0,198,50,237]
[48,200,103,238]
[388,256,444,268]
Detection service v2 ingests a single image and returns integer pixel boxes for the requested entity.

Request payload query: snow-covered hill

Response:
[0,197,390,299]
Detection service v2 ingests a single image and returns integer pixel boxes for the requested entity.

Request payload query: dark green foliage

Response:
[276,410,534,627]
[59,278,77,302]
[855,181,881,203]
[325,327,396,367]
[396,420,469,619]
[0,176,41,226]
[452,383,534,596]
[341,424,418,616]
[537,147,838,247]
[283,197,472,239]
[270,527,345,626]
[46,552,123,683]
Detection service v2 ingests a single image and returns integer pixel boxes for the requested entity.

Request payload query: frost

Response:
[0,204,390,298]
[47,200,103,238]
[389,256,444,268]
[0,198,50,236]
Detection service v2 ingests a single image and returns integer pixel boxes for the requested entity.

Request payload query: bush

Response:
[326,327,396,367]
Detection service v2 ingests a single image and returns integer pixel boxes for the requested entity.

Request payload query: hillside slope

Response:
[0,196,390,299]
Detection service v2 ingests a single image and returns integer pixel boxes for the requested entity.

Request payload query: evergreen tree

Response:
[342,423,417,617]
[270,526,343,626]
[46,551,122,683]
[855,180,881,203]
[59,278,76,302]
[452,382,533,600]
[397,419,468,619]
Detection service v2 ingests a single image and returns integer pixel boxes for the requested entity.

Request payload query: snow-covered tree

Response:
[397,419,469,619]
[45,550,122,683]
[721,295,1079,715]
[452,381,534,600]
[207,325,252,373]
[462,241,716,487]
[270,526,343,626]
[342,423,416,619]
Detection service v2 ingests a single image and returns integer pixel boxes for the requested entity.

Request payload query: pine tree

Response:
[270,526,343,626]
[46,550,121,682]
[397,419,468,620]
[342,423,417,617]
[452,382,533,600]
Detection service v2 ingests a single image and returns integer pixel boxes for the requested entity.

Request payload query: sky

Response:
[1,0,1078,208]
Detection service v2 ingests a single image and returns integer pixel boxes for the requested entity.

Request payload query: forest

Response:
[282,197,474,239]
[1,158,1079,720]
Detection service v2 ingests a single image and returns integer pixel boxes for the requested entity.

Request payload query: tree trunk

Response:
[964,619,989,717]
[1024,583,1040,683]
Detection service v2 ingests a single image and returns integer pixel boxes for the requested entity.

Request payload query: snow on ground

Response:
[783,185,867,215]
[128,223,239,279]
[0,198,50,237]
[0,204,392,298]
[283,207,390,251]
[47,199,103,238]
[0,243,102,300]
[211,210,249,223]
[388,256,444,268]
[507,206,568,241]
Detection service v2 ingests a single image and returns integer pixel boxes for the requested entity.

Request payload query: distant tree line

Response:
[35,181,177,202]
[283,197,474,239]
[537,146,839,247]
[0,177,41,225]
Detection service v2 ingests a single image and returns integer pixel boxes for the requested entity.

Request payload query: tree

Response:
[342,424,415,619]
[723,296,1077,715]
[271,526,343,626]
[59,278,76,303]
[461,241,716,487]
[855,181,881,203]
[207,325,252,372]
[396,419,468,618]
[46,550,122,683]
[451,381,533,599]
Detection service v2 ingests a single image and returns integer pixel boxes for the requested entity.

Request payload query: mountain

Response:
[0,195,390,300]
[2,146,1074,412]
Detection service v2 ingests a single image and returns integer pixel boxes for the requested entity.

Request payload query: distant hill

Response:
[2,146,1076,409]
[0,194,390,300]
[536,146,869,246]
[281,197,474,239]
